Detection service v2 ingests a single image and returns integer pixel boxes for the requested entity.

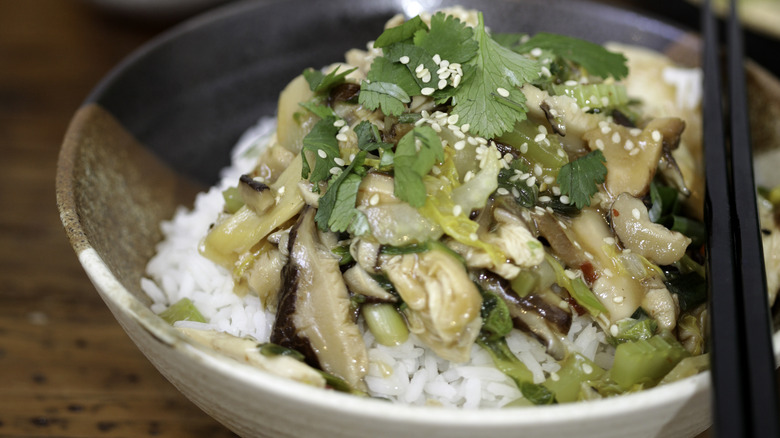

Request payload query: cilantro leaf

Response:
[497,160,538,208]
[299,100,336,119]
[325,172,365,233]
[448,13,541,139]
[354,120,392,152]
[366,56,421,97]
[303,65,357,94]
[314,151,367,231]
[516,32,628,80]
[301,116,340,185]
[393,126,443,207]
[373,15,428,48]
[556,150,607,209]
[384,42,442,91]
[358,80,410,116]
[413,12,477,64]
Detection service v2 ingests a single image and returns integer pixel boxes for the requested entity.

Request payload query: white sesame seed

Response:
[584,251,594,260]
[277,186,285,195]
[651,130,662,142]
[334,157,346,166]
[454,140,466,150]
[469,233,479,241]
[453,204,463,216]
[534,133,546,143]
[497,87,510,97]
[543,176,555,185]
[534,164,543,176]
[565,80,578,86]
[339,125,349,133]
[631,208,641,220]
[369,194,380,206]
[595,139,605,150]
[531,47,543,57]
[349,153,356,162]
[550,372,560,382]
[329,166,341,175]
[336,133,348,142]
[603,237,616,245]
[497,188,510,196]
[512,187,520,198]
[438,78,448,89]
[464,170,475,182]
[526,176,537,187]
[610,324,619,337]
[520,142,529,154]
[603,268,614,277]
[421,87,435,96]
[415,63,425,73]
[431,122,442,133]
[630,128,642,137]
[612,296,625,304]
[541,66,552,77]
[552,186,561,196]
[582,363,594,375]
[440,59,450,69]
[452,74,462,88]
[467,137,478,146]
[624,139,634,151]
[539,195,551,203]
[317,149,327,159]
[629,148,640,156]
[600,124,612,134]
[432,54,441,64]
[557,149,566,158]
[333,119,346,127]
[564,270,578,280]
[601,96,610,107]
[447,114,458,125]
[560,195,570,204]
[421,72,432,83]
[611,132,621,143]
[253,176,265,183]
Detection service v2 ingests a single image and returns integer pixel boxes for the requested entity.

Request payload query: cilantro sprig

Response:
[516,32,628,80]
[393,126,444,207]
[556,150,607,209]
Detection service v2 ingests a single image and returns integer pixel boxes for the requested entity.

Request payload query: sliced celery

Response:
[361,303,409,346]
[609,334,690,390]
[497,119,568,178]
[551,83,628,109]
[544,353,605,403]
[221,185,244,214]
[158,298,206,325]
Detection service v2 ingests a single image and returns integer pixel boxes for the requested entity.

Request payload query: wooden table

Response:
[0,1,235,436]
[2,0,777,436]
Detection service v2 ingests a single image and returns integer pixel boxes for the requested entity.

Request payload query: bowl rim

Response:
[56,0,780,429]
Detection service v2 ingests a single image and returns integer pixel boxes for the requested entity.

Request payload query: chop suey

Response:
[155,8,780,405]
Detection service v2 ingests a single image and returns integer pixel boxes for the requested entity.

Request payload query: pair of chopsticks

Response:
[702,0,780,436]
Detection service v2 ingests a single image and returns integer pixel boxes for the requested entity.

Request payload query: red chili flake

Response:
[580,261,599,284]
[564,296,588,316]
[612,209,620,217]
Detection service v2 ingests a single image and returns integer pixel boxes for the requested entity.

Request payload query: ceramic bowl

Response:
[56,0,780,437]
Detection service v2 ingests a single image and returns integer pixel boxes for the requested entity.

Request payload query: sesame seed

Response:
[440,59,450,69]
[603,268,614,277]
[601,96,610,107]
[543,176,555,185]
[552,186,561,196]
[584,251,594,260]
[339,125,349,133]
[369,194,380,206]
[603,237,616,245]
[453,204,463,216]
[630,128,642,136]
[534,164,543,176]
[497,87,510,97]
[421,87,435,96]
[431,122,442,133]
[469,233,479,241]
[432,54,441,64]
[399,56,410,64]
[334,157,346,166]
[534,133,546,143]
[600,124,612,134]
[595,139,605,150]
[550,372,560,382]
[520,142,529,154]
[415,63,425,73]
[336,133,348,142]
[277,186,285,195]
[253,176,265,183]
[460,122,469,133]
[531,47,543,57]
[497,188,510,196]
[560,195,570,204]
[631,208,640,219]
[464,170,475,182]
[526,176,537,187]
[582,364,594,375]
[565,80,578,86]
[421,72,432,83]
[624,139,634,151]
[438,78,448,89]
[652,130,662,142]
[454,140,466,150]
[611,132,621,143]
[557,149,566,158]
[629,148,640,156]
[539,195,551,203]
[512,187,520,198]
[349,153,356,162]
[612,296,625,304]
[329,166,341,175]
[447,116,459,127]
[452,74,462,88]
[317,149,327,159]
[467,137,479,146]
[610,324,619,337]
[541,66,552,77]
[333,119,346,127]
[564,270,578,280]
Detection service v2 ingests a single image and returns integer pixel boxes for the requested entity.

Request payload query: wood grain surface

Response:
[0,1,235,436]
[2,0,776,437]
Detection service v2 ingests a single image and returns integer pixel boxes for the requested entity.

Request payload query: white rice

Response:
[142,117,613,409]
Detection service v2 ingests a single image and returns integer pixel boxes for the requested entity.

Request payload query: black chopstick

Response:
[702,1,780,437]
